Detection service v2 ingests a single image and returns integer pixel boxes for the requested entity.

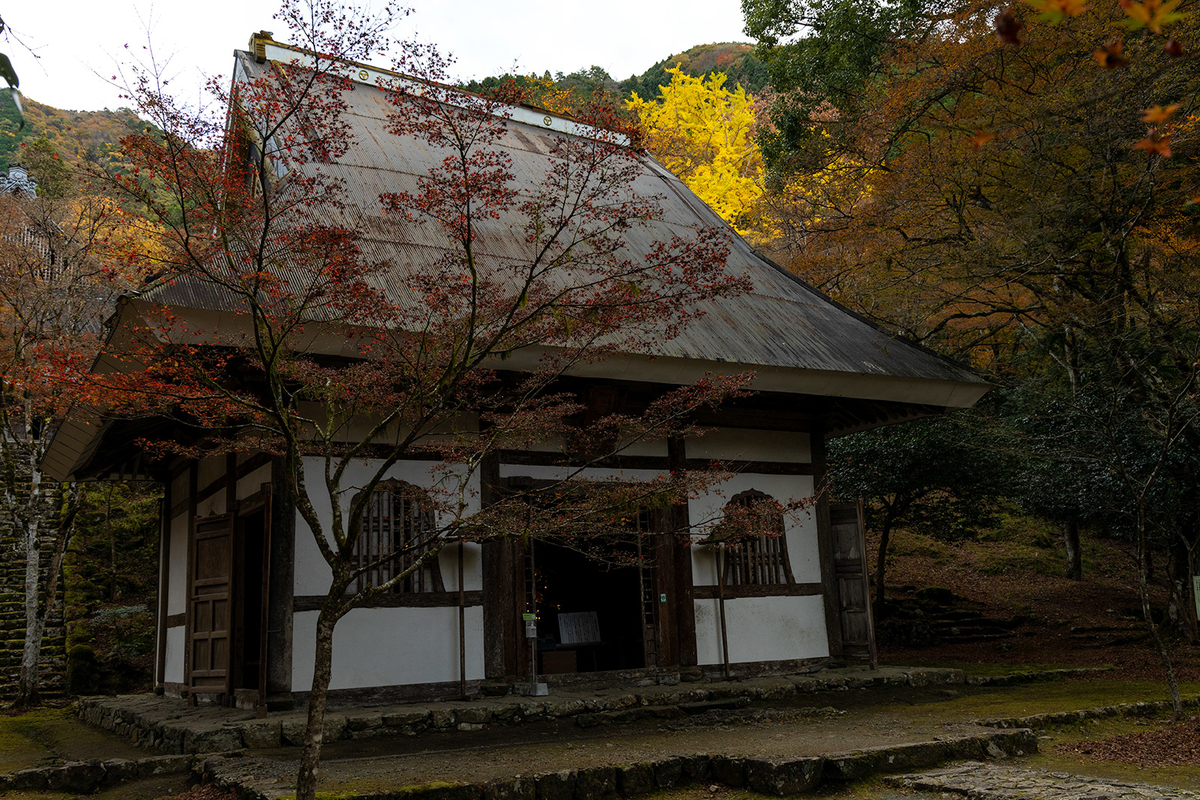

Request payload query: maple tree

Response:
[65,2,760,796]
[0,138,134,706]
[628,68,766,235]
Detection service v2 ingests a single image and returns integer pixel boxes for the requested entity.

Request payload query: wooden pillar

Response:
[154,472,174,692]
[480,453,518,679]
[266,458,295,703]
[811,426,844,659]
[183,463,198,696]
[668,437,697,667]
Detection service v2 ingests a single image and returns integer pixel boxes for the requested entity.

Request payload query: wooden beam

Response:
[692,582,823,599]
[293,591,484,611]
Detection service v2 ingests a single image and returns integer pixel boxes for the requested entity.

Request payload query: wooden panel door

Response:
[830,502,876,665]
[189,514,234,694]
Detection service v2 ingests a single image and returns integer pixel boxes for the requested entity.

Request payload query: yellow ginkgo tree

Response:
[628,68,765,236]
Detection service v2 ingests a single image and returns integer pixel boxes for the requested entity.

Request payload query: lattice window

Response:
[352,481,444,593]
[722,490,794,586]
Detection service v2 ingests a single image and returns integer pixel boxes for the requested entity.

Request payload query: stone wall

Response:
[0,473,67,701]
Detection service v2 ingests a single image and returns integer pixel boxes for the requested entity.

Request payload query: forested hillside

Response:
[0,89,144,172]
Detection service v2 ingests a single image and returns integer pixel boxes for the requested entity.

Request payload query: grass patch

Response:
[0,704,144,772]
[877,659,1098,677]
[972,543,1063,577]
[862,680,1200,723]
[890,532,949,561]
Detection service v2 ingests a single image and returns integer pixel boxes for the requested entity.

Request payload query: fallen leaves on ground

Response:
[1056,718,1200,766]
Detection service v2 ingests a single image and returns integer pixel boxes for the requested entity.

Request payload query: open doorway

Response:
[231,508,267,694]
[532,542,648,673]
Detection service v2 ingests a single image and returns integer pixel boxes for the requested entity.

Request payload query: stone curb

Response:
[196,729,1037,800]
[77,667,969,755]
[0,753,197,794]
[975,695,1200,729]
[964,667,1114,687]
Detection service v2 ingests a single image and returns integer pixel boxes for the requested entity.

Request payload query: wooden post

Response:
[717,544,729,679]
[266,458,295,706]
[155,472,175,692]
[667,437,697,667]
[811,426,843,659]
[458,539,466,697]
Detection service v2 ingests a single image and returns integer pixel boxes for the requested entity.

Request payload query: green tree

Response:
[829,411,1013,616]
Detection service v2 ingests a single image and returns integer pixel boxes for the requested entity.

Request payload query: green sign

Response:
[522,613,536,622]
[1194,576,1200,622]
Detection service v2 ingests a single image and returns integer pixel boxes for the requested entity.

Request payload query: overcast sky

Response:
[6,0,752,113]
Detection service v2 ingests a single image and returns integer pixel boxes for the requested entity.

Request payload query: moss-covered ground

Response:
[0,705,146,773]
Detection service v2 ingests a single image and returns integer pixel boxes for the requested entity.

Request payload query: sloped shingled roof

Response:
[143,48,984,397]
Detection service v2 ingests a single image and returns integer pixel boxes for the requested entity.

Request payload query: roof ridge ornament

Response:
[1,163,37,198]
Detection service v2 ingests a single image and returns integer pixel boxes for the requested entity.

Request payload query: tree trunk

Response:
[1169,528,1198,644]
[873,520,893,619]
[295,602,339,800]
[1063,520,1082,581]
[15,439,46,708]
[15,481,78,708]
[1136,509,1183,720]
[16,512,44,707]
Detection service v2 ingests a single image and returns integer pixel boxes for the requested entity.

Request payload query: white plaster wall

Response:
[689,473,819,585]
[163,626,186,684]
[291,606,485,691]
[688,429,810,463]
[518,438,669,457]
[694,595,829,665]
[236,462,272,500]
[196,455,228,517]
[497,465,665,482]
[167,511,189,616]
[293,457,482,597]
[691,424,811,462]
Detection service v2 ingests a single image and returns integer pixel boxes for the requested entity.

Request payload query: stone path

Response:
[890,762,1200,799]
[77,665,969,754]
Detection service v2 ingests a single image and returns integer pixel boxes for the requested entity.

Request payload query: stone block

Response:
[491,705,518,723]
[346,714,384,731]
[46,761,107,794]
[10,768,49,791]
[323,715,348,742]
[241,721,282,749]
[679,755,710,783]
[710,756,745,788]
[394,781,483,800]
[653,758,683,788]
[545,699,585,718]
[616,762,655,796]
[101,758,141,787]
[482,777,536,800]
[280,719,307,746]
[139,754,194,776]
[573,766,617,800]
[535,770,576,800]
[602,695,638,711]
[457,706,493,725]
[744,758,823,796]
[384,710,433,728]
[431,708,456,728]
[183,726,244,753]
